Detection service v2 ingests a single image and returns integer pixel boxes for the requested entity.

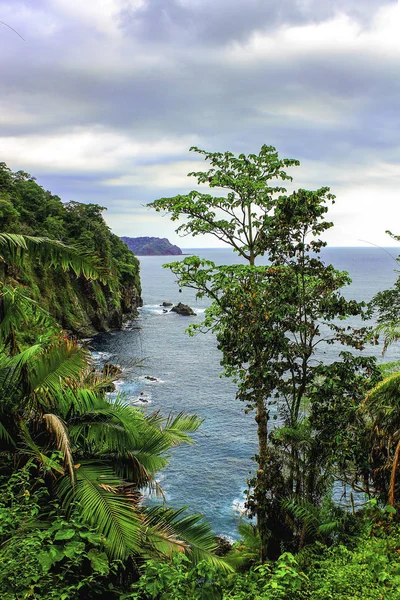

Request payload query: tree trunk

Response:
[254,390,269,561]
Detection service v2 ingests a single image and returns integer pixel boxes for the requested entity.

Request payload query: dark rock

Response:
[161,301,173,306]
[145,375,158,381]
[170,302,196,316]
[101,363,123,392]
[214,536,233,556]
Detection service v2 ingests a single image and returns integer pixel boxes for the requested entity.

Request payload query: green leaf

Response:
[87,549,110,575]
[63,540,85,558]
[384,505,397,514]
[54,528,76,540]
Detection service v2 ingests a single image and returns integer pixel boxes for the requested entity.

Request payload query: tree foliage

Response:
[149,145,378,559]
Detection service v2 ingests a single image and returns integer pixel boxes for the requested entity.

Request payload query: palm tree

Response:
[362,373,400,507]
[0,335,222,563]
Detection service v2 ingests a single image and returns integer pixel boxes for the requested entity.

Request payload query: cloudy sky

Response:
[1,0,399,248]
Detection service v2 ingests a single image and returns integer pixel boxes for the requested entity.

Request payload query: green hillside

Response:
[0,163,141,335]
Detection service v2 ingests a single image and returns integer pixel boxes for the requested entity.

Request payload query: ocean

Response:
[91,247,400,539]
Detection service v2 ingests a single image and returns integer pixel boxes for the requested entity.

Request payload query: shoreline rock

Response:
[170,302,196,316]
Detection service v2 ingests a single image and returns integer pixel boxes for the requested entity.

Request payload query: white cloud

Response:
[104,160,206,189]
[48,0,123,37]
[1,129,198,174]
[0,2,60,39]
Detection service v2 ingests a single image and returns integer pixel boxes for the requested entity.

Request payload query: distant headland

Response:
[121,236,183,256]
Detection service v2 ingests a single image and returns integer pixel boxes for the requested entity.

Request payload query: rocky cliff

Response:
[0,163,142,336]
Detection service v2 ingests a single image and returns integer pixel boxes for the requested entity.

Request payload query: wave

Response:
[113,378,126,390]
[91,351,113,362]
[231,498,247,516]
[138,375,165,384]
[139,304,206,316]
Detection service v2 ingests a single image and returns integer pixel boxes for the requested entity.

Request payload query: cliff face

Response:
[0,163,142,336]
[121,236,182,256]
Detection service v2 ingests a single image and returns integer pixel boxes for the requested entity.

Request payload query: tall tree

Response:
[149,145,374,558]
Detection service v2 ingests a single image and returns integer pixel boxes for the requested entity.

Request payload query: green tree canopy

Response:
[149,145,377,559]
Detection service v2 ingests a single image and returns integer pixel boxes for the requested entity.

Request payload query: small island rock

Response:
[161,301,173,306]
[170,302,196,316]
[121,236,182,256]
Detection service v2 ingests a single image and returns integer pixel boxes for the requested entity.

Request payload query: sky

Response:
[1,0,399,248]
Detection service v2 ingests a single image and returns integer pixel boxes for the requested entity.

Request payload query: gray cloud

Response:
[0,0,399,246]
[119,0,394,46]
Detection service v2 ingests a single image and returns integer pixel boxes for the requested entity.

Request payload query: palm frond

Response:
[281,496,319,537]
[144,506,232,570]
[55,387,108,419]
[0,233,108,283]
[318,520,341,536]
[375,321,400,355]
[236,521,261,550]
[29,341,90,399]
[69,419,132,454]
[109,454,167,496]
[0,419,16,446]
[364,372,400,410]
[58,462,142,560]
[0,285,53,345]
[388,439,400,507]
[43,413,75,481]
[225,522,261,568]
[0,343,45,401]
[273,421,312,446]
[18,421,64,475]
[160,412,203,445]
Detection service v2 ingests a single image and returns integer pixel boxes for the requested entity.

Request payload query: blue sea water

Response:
[91,247,400,539]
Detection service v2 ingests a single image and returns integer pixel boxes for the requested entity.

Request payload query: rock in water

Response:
[170,302,196,316]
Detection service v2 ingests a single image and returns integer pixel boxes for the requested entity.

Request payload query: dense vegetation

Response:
[0,163,141,335]
[1,150,400,599]
[0,241,223,596]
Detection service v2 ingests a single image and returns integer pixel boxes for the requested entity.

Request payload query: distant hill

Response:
[121,236,183,256]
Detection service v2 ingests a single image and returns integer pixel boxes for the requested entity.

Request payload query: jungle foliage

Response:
[0,162,141,335]
[0,228,225,598]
